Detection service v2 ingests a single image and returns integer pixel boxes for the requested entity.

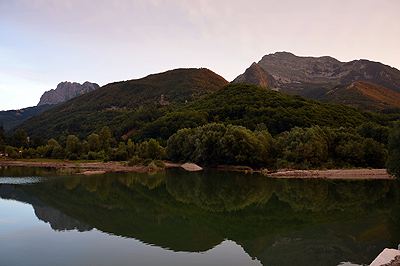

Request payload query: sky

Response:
[1,0,400,111]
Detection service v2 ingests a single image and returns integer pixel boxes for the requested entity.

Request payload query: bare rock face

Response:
[232,62,278,89]
[37,81,99,106]
[234,52,400,99]
[256,52,400,93]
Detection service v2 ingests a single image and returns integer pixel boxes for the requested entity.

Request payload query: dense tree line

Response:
[166,123,273,168]
[3,117,400,178]
[0,126,165,168]
[166,122,391,170]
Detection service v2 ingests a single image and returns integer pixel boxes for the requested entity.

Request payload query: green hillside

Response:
[134,83,398,141]
[0,104,56,132]
[318,81,400,112]
[14,68,229,140]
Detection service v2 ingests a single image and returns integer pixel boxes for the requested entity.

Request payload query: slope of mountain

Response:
[318,81,400,112]
[234,52,400,102]
[0,104,56,132]
[133,83,396,141]
[38,81,100,106]
[231,62,278,89]
[14,68,229,139]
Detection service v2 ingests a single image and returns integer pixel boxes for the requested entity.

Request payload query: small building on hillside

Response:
[159,94,170,105]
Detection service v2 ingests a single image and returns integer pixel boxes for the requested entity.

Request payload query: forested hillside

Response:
[0,104,55,132]
[13,68,229,140]
[134,83,399,141]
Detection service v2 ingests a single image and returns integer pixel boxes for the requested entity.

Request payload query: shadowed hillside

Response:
[318,81,400,112]
[14,68,229,140]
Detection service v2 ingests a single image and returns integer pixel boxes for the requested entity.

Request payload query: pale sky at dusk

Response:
[1,0,400,110]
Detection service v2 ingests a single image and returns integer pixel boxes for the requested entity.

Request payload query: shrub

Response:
[128,156,141,166]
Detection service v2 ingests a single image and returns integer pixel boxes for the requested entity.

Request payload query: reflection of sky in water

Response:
[0,198,261,266]
[0,177,46,184]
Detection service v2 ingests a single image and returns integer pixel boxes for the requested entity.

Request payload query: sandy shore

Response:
[0,159,396,179]
[0,160,154,173]
[266,168,394,179]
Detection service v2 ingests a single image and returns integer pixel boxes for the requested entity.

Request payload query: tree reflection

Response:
[2,167,398,265]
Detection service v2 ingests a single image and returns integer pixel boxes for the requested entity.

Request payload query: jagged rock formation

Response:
[234,52,400,100]
[232,62,278,89]
[37,81,99,106]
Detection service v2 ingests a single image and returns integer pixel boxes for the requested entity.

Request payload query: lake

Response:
[0,166,399,266]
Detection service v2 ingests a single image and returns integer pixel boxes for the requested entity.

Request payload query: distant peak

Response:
[37,81,99,106]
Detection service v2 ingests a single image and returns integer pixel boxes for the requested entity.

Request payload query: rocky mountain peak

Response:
[234,52,400,100]
[232,62,278,89]
[37,81,99,106]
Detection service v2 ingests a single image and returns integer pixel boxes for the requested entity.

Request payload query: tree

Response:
[65,135,81,156]
[386,120,400,178]
[99,126,111,153]
[44,139,60,158]
[127,139,135,156]
[31,136,45,149]
[146,138,164,160]
[88,133,100,151]
[274,126,328,169]
[10,129,29,149]
[0,125,6,151]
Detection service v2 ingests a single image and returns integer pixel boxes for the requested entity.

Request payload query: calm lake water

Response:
[0,166,399,266]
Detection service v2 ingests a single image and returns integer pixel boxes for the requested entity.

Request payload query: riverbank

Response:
[0,159,395,179]
[0,159,154,174]
[266,168,394,179]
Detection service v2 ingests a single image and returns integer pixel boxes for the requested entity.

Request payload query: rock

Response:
[234,52,400,98]
[181,163,203,171]
[37,81,99,106]
[370,248,400,266]
[232,62,278,89]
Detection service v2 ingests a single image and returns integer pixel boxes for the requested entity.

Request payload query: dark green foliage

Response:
[274,126,388,169]
[128,156,141,166]
[31,136,45,149]
[65,135,81,156]
[357,122,389,145]
[166,123,273,168]
[386,120,400,178]
[0,104,56,132]
[0,125,5,151]
[10,129,29,148]
[146,139,164,160]
[274,126,328,169]
[99,126,112,154]
[141,83,397,142]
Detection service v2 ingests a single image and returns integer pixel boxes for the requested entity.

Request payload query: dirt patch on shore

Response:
[0,160,395,179]
[0,160,154,173]
[266,169,394,179]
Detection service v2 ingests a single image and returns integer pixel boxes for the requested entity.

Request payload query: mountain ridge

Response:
[14,68,229,139]
[233,52,400,110]
[38,81,100,106]
[318,81,400,111]
[232,62,278,89]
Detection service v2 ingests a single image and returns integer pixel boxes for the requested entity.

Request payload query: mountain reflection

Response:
[1,167,399,266]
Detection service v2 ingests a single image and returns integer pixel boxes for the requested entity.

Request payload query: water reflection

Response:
[0,167,399,266]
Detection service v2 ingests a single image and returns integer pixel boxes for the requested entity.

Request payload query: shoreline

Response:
[0,159,155,174]
[265,168,394,179]
[0,159,395,179]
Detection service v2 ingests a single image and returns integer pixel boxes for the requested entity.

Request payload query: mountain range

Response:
[12,68,229,139]
[0,81,99,131]
[4,52,400,140]
[233,52,400,110]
